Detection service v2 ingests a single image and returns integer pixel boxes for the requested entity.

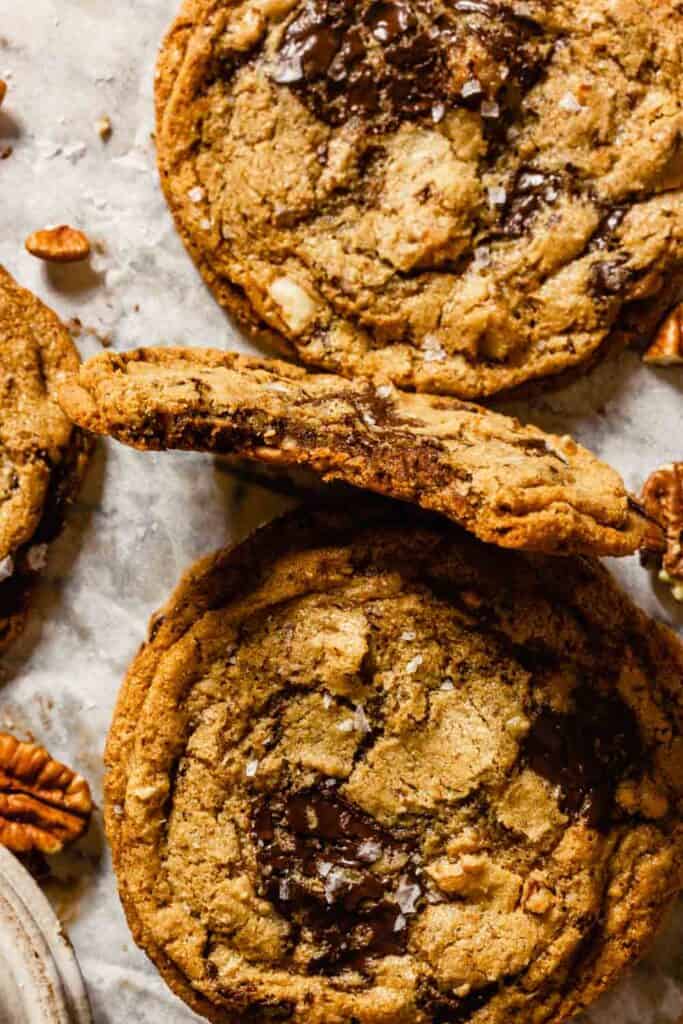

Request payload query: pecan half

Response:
[643,304,683,366]
[0,733,93,854]
[25,225,91,264]
[640,463,683,601]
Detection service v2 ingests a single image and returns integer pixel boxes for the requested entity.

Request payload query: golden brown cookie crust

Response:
[0,266,91,652]
[156,0,683,398]
[105,505,683,1024]
[59,346,645,557]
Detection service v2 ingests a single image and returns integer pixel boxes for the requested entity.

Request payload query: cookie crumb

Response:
[95,115,112,140]
[26,545,48,572]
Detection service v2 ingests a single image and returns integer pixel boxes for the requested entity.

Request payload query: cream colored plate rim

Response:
[0,846,92,1024]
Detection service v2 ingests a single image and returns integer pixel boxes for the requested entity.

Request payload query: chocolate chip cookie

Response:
[59,346,645,555]
[105,504,683,1024]
[0,267,90,652]
[156,0,683,398]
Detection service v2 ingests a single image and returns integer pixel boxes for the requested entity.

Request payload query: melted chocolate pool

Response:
[268,0,549,129]
[252,778,421,973]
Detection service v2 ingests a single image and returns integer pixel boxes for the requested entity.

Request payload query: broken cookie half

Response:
[59,347,644,557]
[0,266,91,653]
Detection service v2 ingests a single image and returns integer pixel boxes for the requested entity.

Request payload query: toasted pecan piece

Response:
[0,732,93,854]
[58,347,646,557]
[641,462,683,601]
[643,305,683,366]
[25,225,91,264]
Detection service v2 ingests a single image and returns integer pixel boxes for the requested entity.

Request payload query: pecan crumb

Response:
[0,732,93,854]
[643,304,683,366]
[95,115,112,140]
[25,225,91,264]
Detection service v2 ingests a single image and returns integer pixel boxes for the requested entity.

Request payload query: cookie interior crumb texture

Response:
[105,505,683,1024]
[0,266,91,653]
[58,346,646,557]
[156,0,683,397]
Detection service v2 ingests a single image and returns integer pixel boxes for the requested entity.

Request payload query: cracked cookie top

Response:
[0,266,90,652]
[156,0,683,397]
[105,505,683,1024]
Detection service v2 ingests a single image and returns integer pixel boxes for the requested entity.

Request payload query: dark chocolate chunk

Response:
[419,980,501,1023]
[365,1,416,43]
[267,0,552,130]
[591,206,628,251]
[501,167,562,237]
[252,779,421,973]
[590,260,634,297]
[525,687,644,829]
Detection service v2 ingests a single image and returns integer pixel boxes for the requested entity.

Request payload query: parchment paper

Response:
[0,3,680,1021]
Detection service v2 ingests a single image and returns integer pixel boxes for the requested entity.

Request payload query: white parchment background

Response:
[0,2,681,1021]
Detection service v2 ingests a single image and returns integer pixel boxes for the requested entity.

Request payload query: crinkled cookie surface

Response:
[105,506,683,1024]
[157,0,683,397]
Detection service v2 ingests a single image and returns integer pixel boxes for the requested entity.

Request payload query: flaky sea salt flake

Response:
[396,876,421,915]
[461,78,482,99]
[354,704,371,735]
[488,186,507,208]
[480,100,500,119]
[559,91,583,113]
[422,335,447,364]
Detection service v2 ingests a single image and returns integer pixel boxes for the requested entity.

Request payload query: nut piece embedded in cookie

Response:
[25,225,91,264]
[643,305,683,366]
[640,462,683,600]
[0,732,93,854]
[0,80,6,108]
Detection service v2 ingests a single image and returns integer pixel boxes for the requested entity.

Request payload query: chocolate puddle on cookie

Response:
[267,0,552,130]
[525,686,644,830]
[252,778,422,973]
